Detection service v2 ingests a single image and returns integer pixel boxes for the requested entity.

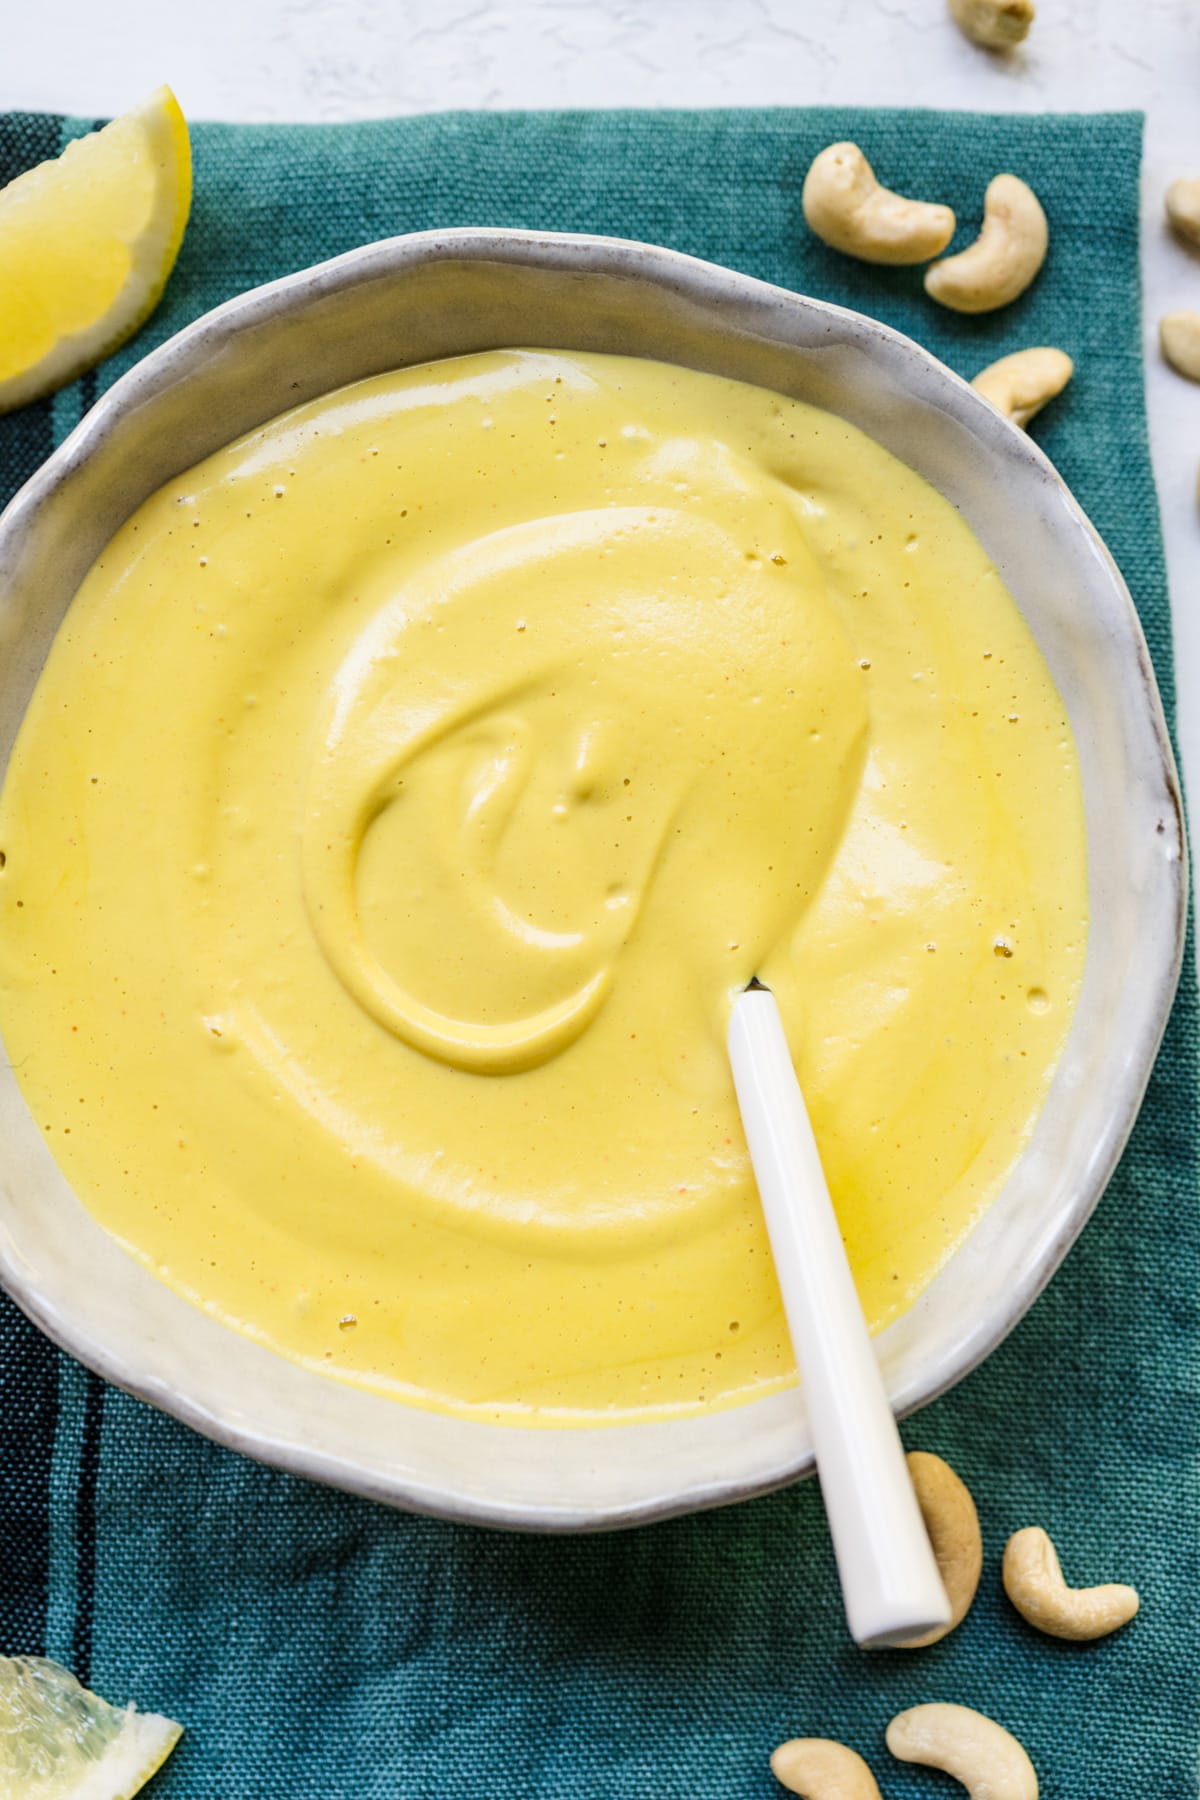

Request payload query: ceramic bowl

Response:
[0,231,1185,1529]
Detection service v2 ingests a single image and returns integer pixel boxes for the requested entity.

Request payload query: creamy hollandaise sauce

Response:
[0,350,1087,1422]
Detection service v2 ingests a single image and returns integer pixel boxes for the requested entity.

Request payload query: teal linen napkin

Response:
[1,107,1196,1798]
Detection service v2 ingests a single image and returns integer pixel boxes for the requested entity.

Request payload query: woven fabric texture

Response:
[0,106,1196,1798]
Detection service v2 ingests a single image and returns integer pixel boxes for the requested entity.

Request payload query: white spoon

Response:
[727,981,950,1648]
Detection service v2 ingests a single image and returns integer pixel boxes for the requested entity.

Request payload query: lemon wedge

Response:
[0,1656,182,1798]
[0,85,191,415]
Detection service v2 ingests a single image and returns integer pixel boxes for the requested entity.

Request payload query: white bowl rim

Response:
[0,227,1187,1530]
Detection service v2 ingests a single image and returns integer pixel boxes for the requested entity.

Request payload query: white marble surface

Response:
[4,0,1199,797]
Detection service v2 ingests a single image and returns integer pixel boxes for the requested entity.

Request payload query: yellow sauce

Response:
[0,350,1087,1422]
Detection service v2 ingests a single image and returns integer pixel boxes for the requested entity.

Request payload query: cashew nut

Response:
[895,1451,982,1648]
[1002,1526,1139,1639]
[1165,177,1200,249]
[1160,312,1200,382]
[925,175,1048,313]
[802,143,956,266]
[971,348,1073,428]
[949,0,1035,48]
[771,1739,882,1800]
[887,1704,1038,1800]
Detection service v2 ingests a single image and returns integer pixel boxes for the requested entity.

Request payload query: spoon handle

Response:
[728,986,950,1648]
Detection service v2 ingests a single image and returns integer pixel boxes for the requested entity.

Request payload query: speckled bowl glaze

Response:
[0,231,1186,1530]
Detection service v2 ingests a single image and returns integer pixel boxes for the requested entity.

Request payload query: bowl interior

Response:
[0,231,1185,1529]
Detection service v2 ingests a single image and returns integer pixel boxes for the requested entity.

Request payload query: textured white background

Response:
[4,0,1199,793]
